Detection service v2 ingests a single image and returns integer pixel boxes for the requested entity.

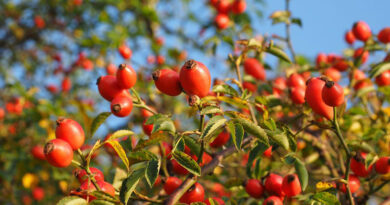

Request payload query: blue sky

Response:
[259,0,390,58]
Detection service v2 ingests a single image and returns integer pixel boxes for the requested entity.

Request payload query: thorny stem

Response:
[285,0,297,64]
[332,107,354,205]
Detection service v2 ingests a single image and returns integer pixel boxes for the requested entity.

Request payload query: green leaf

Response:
[90,191,117,202]
[90,112,111,137]
[145,158,161,187]
[89,200,116,205]
[312,191,340,205]
[212,84,239,97]
[106,130,134,141]
[172,150,201,176]
[246,142,269,177]
[201,115,227,143]
[106,140,130,172]
[291,18,302,27]
[128,150,158,161]
[133,132,167,151]
[232,118,269,146]
[112,168,127,190]
[265,45,292,64]
[119,169,145,205]
[184,136,201,156]
[267,130,289,150]
[56,196,87,205]
[226,121,243,151]
[294,158,309,191]
[356,85,375,97]
[145,114,176,134]
[200,105,222,115]
[369,62,390,78]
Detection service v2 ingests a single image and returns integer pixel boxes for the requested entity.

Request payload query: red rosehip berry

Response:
[339,175,360,193]
[55,118,85,150]
[61,77,72,92]
[214,13,230,30]
[215,0,231,14]
[350,152,373,177]
[290,86,305,104]
[31,145,46,160]
[231,0,246,14]
[106,63,117,75]
[97,75,129,101]
[44,139,73,168]
[316,53,328,68]
[287,73,305,88]
[352,21,372,42]
[242,81,257,92]
[245,179,264,198]
[210,131,230,148]
[323,67,341,82]
[244,58,266,81]
[345,30,356,45]
[263,196,283,205]
[164,177,182,195]
[118,44,132,59]
[263,146,272,158]
[179,60,211,98]
[305,77,333,120]
[282,174,302,197]
[171,159,189,175]
[116,64,137,89]
[74,167,104,183]
[153,69,182,96]
[32,187,45,201]
[375,156,390,174]
[80,180,115,201]
[375,70,390,87]
[110,94,133,117]
[378,27,390,44]
[142,119,153,136]
[180,183,205,204]
[264,173,284,197]
[353,47,369,64]
[321,80,344,107]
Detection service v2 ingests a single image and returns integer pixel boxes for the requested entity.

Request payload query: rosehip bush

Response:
[1,0,390,204]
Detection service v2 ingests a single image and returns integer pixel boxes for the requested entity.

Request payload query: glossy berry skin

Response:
[245,179,264,198]
[353,47,369,64]
[164,177,182,195]
[263,196,283,205]
[375,70,390,87]
[353,69,366,81]
[354,80,371,91]
[214,13,230,30]
[180,183,205,203]
[80,180,115,201]
[322,81,344,107]
[378,27,390,43]
[74,167,105,183]
[316,53,328,67]
[44,139,73,168]
[273,77,287,93]
[352,21,371,42]
[345,30,356,45]
[215,0,231,14]
[180,60,211,98]
[55,118,85,150]
[141,107,155,118]
[263,146,272,158]
[32,187,44,201]
[339,175,360,193]
[290,87,305,104]
[204,197,225,205]
[305,77,333,120]
[282,174,301,197]
[110,95,133,117]
[118,44,132,59]
[243,82,256,92]
[350,152,373,177]
[106,63,117,75]
[171,159,189,175]
[153,69,182,96]
[264,173,284,197]
[210,131,230,148]
[31,145,46,160]
[244,58,266,81]
[231,0,246,14]
[116,64,137,89]
[287,73,305,88]
[97,75,129,101]
[142,119,153,136]
[324,67,341,82]
[375,157,390,174]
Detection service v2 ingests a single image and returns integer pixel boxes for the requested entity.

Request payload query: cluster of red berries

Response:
[242,57,266,93]
[244,173,301,204]
[42,118,85,167]
[152,59,211,98]
[97,64,136,117]
[164,177,206,204]
[71,167,115,201]
[345,21,390,45]
[209,0,247,30]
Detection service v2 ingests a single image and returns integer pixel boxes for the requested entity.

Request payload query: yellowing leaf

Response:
[316,181,334,192]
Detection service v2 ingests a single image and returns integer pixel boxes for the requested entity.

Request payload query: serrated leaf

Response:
[152,119,176,134]
[145,159,161,187]
[200,105,222,115]
[106,140,129,172]
[246,142,269,177]
[312,191,340,205]
[201,115,227,143]
[267,130,289,150]
[106,130,134,141]
[128,150,158,161]
[369,62,390,78]
[231,118,269,145]
[184,136,201,156]
[226,121,243,151]
[212,84,239,97]
[172,150,201,176]
[145,114,166,125]
[294,158,309,191]
[134,132,167,151]
[56,196,87,205]
[265,45,292,64]
[119,169,145,205]
[90,112,111,137]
